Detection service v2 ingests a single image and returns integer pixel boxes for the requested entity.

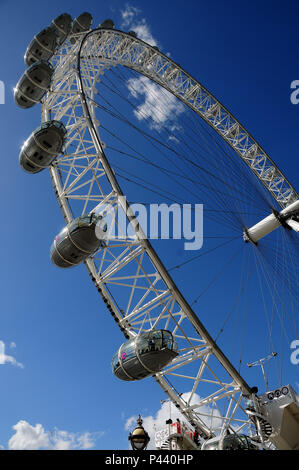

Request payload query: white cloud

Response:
[8,420,103,450]
[9,422,49,450]
[130,20,158,47]
[120,4,158,47]
[120,6,183,135]
[0,340,24,369]
[127,75,185,132]
[125,392,221,450]
[76,432,97,450]
[120,4,141,28]
[9,342,17,349]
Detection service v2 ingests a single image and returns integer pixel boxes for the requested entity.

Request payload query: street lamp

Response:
[128,415,150,450]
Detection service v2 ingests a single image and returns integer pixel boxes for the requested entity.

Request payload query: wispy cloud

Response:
[127,75,185,132]
[0,340,24,369]
[130,20,158,47]
[120,5,182,136]
[120,4,158,47]
[8,420,104,450]
[120,4,141,28]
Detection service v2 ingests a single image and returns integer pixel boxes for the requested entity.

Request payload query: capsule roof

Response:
[51,13,72,44]
[34,119,67,135]
[98,19,114,29]
[71,12,92,34]
[202,434,258,450]
[25,27,58,67]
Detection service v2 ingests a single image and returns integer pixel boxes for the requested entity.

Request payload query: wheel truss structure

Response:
[41,28,298,445]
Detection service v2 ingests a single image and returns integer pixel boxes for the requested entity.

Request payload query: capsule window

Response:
[42,140,52,149]
[32,75,42,84]
[148,331,162,351]
[121,340,135,362]
[111,354,119,370]
[162,331,173,349]
[56,227,68,242]
[26,162,36,170]
[137,336,152,355]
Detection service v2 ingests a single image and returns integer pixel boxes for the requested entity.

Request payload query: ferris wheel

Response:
[14,13,299,450]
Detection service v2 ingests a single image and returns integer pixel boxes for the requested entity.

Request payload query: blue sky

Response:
[0,0,298,450]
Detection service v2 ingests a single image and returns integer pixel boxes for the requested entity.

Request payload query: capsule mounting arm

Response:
[243,200,299,244]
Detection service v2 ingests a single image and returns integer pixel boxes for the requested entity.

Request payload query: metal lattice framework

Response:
[40,27,298,443]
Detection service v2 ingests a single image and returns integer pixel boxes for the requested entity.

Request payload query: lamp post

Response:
[128,415,150,450]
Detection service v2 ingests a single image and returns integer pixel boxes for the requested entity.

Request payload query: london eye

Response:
[14,12,299,450]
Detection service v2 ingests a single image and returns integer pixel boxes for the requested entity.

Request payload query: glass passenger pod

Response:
[201,434,259,450]
[14,61,54,109]
[19,120,67,174]
[98,19,115,29]
[50,13,72,45]
[112,330,178,381]
[70,12,92,43]
[25,27,58,67]
[50,214,107,268]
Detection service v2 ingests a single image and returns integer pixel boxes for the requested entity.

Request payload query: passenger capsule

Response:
[51,13,72,45]
[112,330,178,381]
[14,60,54,109]
[25,27,57,66]
[70,12,92,43]
[201,434,258,450]
[98,19,114,29]
[50,214,107,268]
[19,120,66,174]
